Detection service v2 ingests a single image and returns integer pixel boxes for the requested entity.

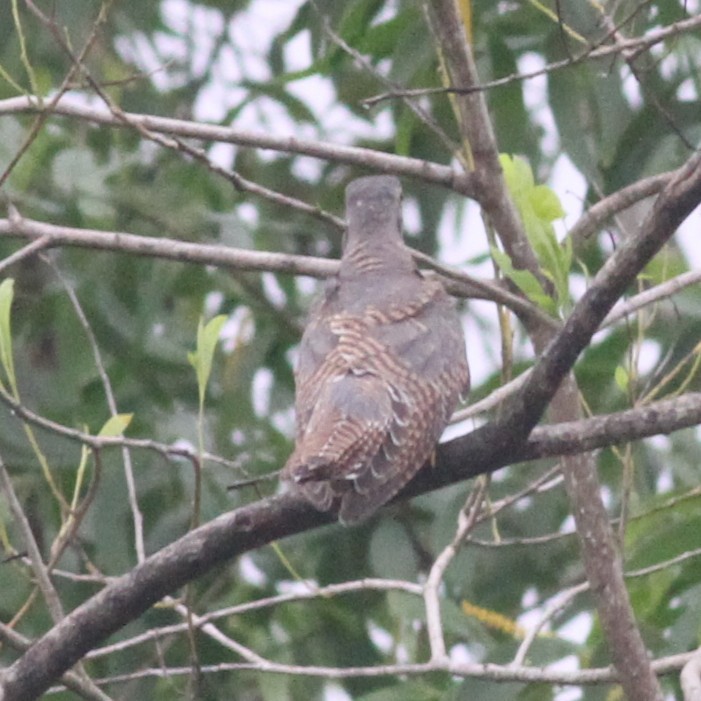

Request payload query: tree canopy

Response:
[1,1,701,700]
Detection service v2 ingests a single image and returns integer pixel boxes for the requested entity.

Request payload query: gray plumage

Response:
[283,175,469,524]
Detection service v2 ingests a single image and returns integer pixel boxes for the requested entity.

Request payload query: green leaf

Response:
[614,365,629,393]
[532,184,566,221]
[98,413,134,437]
[491,247,557,315]
[0,278,16,390]
[499,153,571,311]
[188,315,227,407]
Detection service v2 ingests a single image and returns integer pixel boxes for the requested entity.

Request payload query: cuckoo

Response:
[283,175,469,524]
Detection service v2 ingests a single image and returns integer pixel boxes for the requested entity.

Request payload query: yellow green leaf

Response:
[98,413,133,437]
[499,154,570,311]
[614,365,629,392]
[491,247,557,315]
[188,314,227,406]
[0,279,16,390]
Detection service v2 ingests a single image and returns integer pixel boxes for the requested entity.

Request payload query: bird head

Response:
[344,175,403,250]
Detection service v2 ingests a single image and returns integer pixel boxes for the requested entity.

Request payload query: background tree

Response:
[0,1,701,700]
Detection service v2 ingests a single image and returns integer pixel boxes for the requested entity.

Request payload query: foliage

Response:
[0,0,700,700]
[496,153,570,314]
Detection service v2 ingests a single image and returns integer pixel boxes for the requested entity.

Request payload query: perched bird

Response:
[283,175,469,525]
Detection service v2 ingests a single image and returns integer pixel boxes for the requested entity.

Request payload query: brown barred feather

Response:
[282,176,469,525]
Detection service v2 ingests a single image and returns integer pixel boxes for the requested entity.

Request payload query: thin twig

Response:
[363,14,701,105]
[48,260,147,563]
[0,380,242,470]
[512,582,588,667]
[79,649,698,687]
[0,458,65,622]
[315,5,460,156]
[423,480,486,661]
[0,234,51,273]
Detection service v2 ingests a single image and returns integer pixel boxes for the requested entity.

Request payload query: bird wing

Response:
[292,279,343,433]
[283,371,393,513]
[338,284,468,524]
[286,275,469,524]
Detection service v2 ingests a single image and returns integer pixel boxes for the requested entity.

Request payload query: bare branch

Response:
[0,96,473,193]
[524,393,701,459]
[512,582,588,667]
[0,211,554,323]
[2,388,701,699]
[557,380,663,699]
[602,270,701,327]
[82,651,698,687]
[86,579,422,662]
[426,0,539,286]
[0,212,338,277]
[682,647,701,701]
[0,234,51,274]
[424,481,486,661]
[568,172,672,243]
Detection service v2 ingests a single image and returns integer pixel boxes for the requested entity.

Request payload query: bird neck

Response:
[340,235,415,279]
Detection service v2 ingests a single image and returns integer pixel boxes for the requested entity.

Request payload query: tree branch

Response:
[569,172,672,243]
[682,647,701,701]
[424,7,698,695]
[2,389,701,700]
[0,211,553,322]
[67,652,701,689]
[0,619,111,701]
[426,0,538,281]
[0,95,474,194]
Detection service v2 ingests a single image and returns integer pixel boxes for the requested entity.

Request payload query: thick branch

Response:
[2,391,701,700]
[426,0,539,279]
[558,380,662,700]
[411,392,701,496]
[0,213,548,320]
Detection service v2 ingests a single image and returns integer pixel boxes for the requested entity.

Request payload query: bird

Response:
[282,175,469,525]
